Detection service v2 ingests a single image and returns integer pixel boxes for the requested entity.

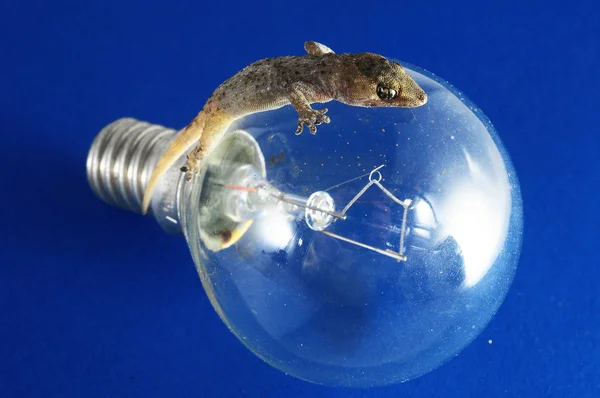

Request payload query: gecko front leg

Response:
[288,82,331,135]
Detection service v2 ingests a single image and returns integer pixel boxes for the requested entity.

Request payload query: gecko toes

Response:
[296,108,330,136]
[319,114,330,125]
[314,108,329,126]
[180,144,205,180]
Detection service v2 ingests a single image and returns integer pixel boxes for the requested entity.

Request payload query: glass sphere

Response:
[181,63,523,387]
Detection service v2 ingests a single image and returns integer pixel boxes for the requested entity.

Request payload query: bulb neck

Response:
[86,118,186,235]
[219,164,338,231]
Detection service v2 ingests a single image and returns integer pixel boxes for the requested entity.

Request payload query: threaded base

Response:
[86,118,177,214]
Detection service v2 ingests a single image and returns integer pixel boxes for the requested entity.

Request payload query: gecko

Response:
[141,41,427,214]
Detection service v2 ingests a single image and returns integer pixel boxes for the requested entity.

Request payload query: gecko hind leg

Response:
[181,144,204,181]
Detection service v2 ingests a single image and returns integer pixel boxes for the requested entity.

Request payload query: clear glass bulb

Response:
[88,64,523,387]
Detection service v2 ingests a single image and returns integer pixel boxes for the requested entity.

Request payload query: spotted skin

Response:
[141,41,427,214]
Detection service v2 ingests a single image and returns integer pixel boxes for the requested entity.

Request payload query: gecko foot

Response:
[295,108,330,135]
[183,159,199,181]
[181,145,204,181]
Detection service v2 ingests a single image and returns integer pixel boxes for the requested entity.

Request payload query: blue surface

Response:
[0,1,597,397]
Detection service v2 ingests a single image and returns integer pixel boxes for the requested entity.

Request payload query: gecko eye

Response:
[377,84,397,101]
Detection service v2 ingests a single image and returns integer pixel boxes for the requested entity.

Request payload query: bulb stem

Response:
[86,118,186,235]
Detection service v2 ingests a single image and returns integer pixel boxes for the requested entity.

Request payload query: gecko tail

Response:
[141,114,206,214]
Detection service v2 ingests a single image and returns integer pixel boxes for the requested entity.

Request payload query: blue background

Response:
[0,0,598,397]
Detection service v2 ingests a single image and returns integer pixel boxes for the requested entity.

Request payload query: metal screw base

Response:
[86,118,186,235]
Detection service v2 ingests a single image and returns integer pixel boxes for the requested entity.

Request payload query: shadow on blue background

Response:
[0,0,598,397]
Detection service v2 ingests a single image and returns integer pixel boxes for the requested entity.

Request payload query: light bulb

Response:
[86,64,523,387]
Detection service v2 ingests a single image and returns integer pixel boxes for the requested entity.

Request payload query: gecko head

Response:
[340,53,427,108]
